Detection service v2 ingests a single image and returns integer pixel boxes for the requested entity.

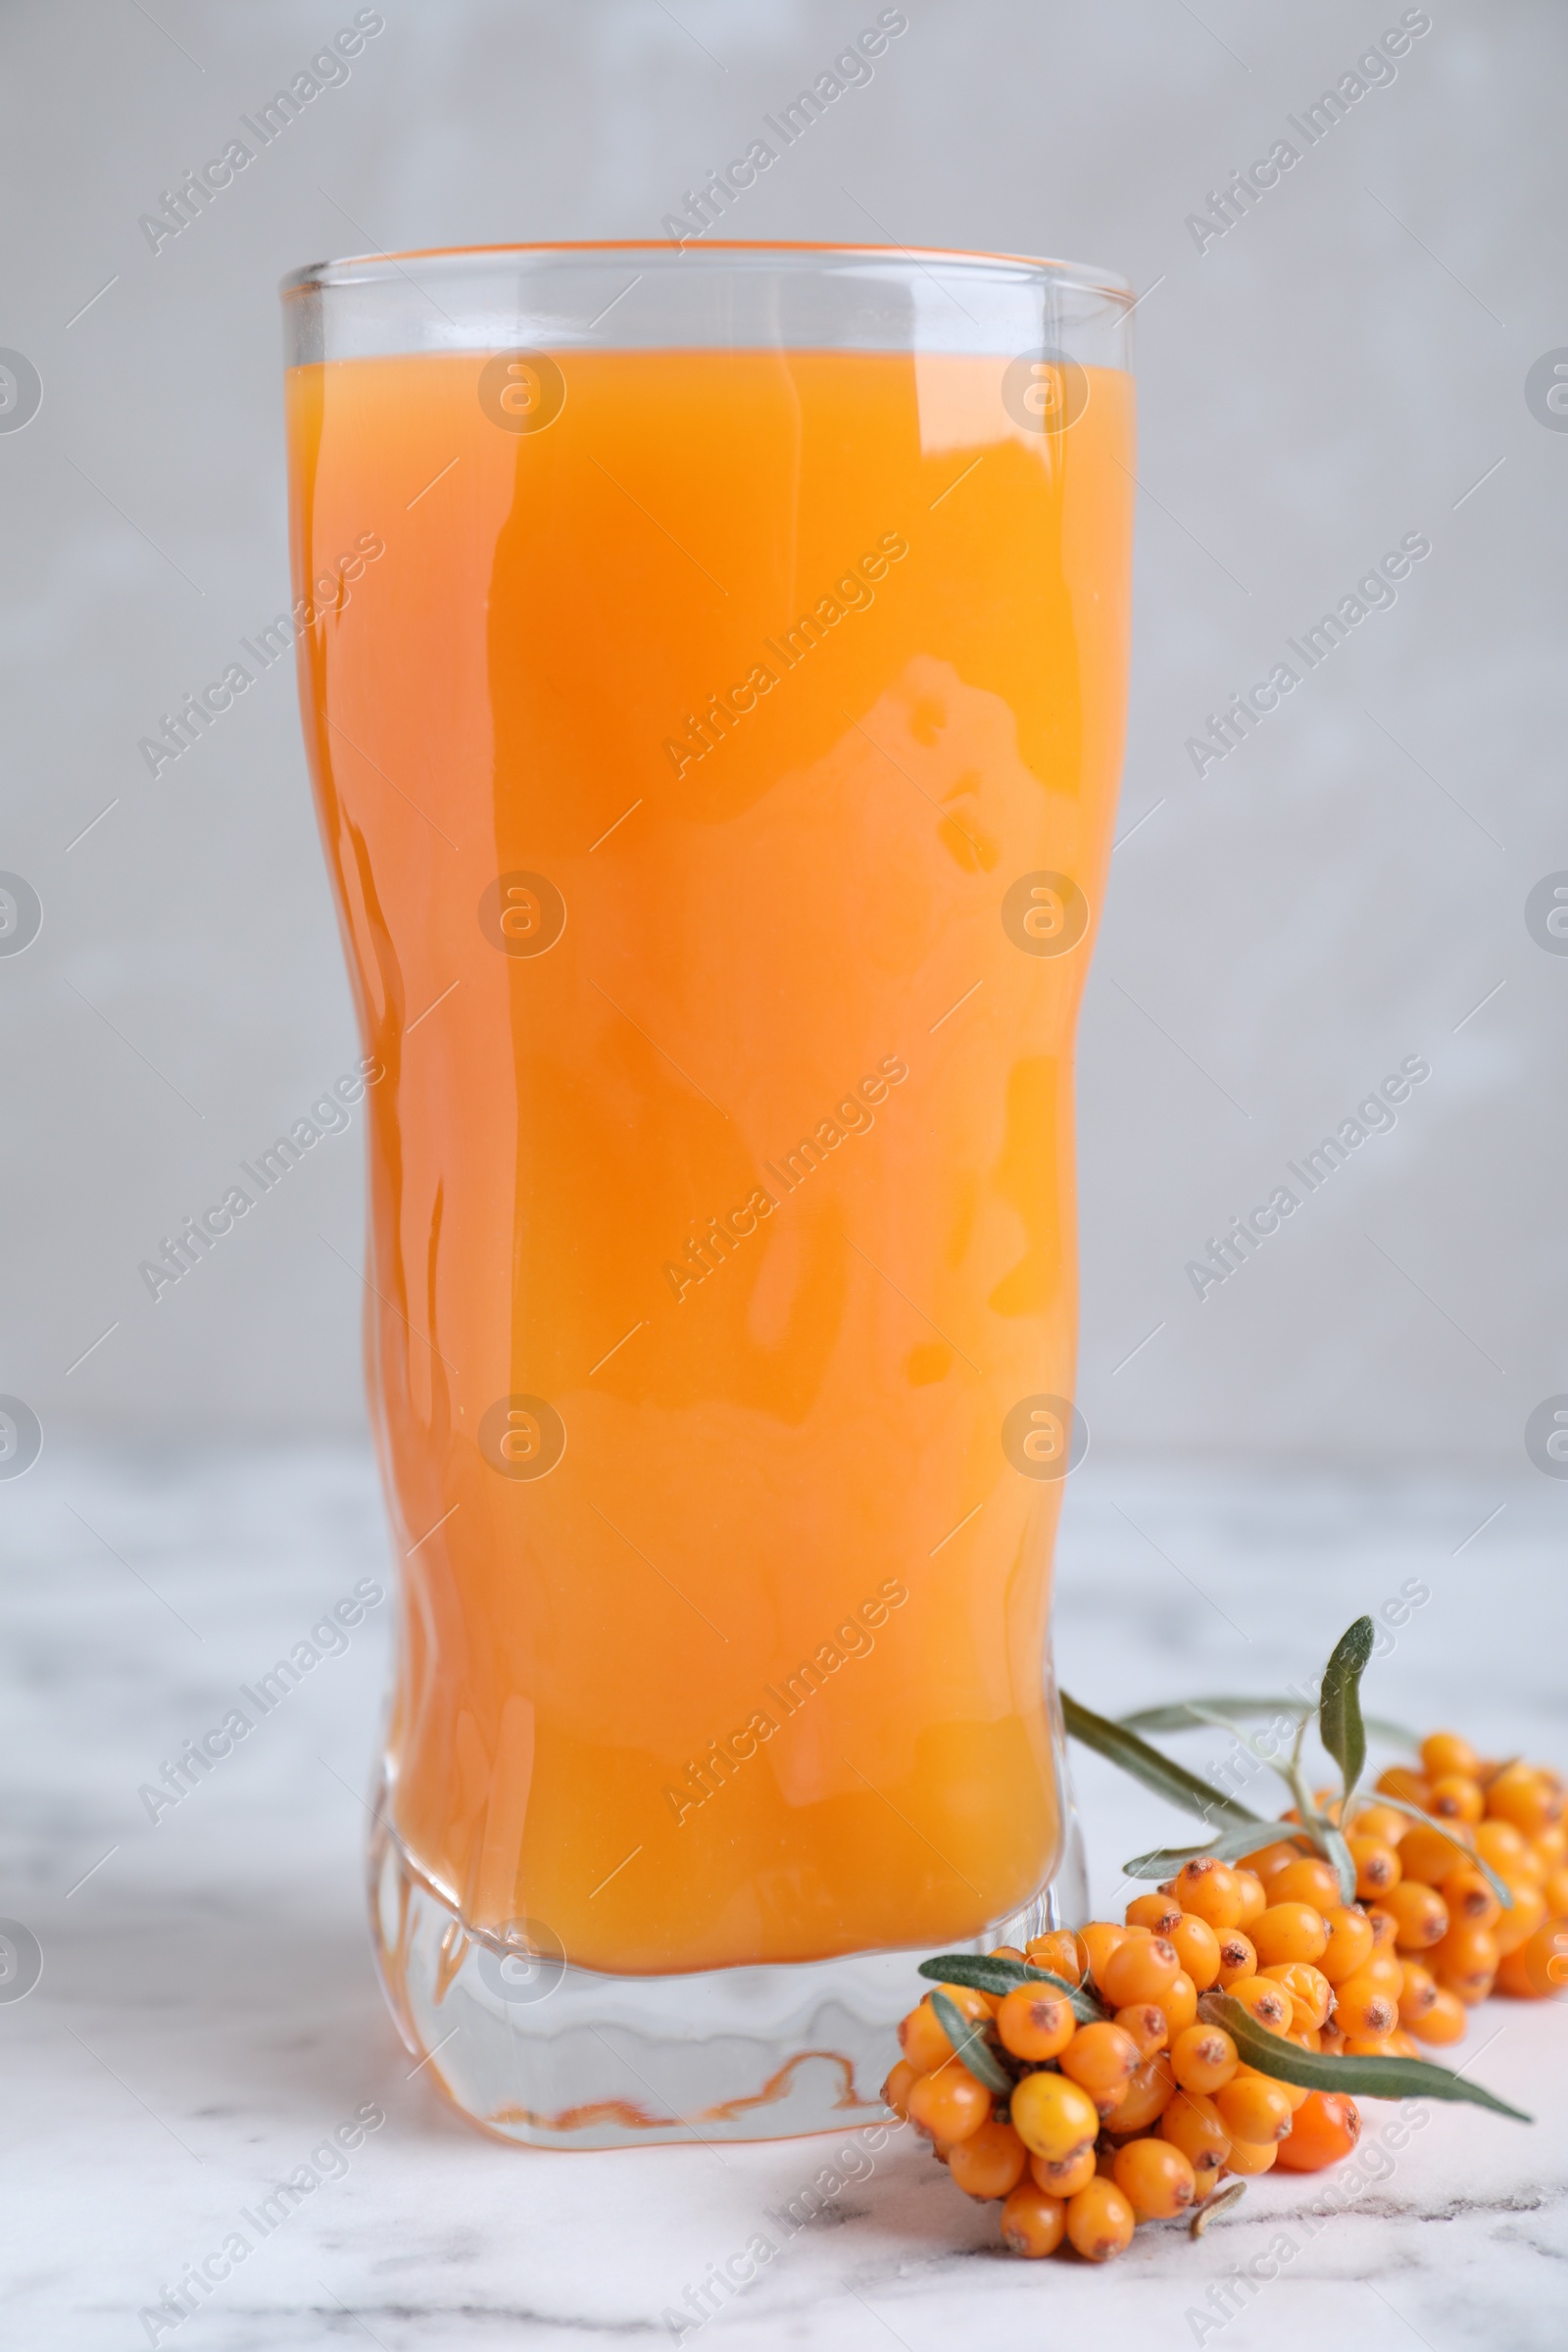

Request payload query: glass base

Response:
[368,1799,1088,2150]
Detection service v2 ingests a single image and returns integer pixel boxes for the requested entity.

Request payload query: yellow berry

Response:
[1009,2068,1100,2163]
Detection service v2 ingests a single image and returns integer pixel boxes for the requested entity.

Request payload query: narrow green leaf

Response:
[929,1987,1013,2096]
[1365,1792,1514,1909]
[1317,1819,1357,1906]
[1061,1692,1261,1830]
[917,1953,1106,2024]
[1120,1697,1416,1745]
[1318,1617,1376,1807]
[1198,1991,1531,2123]
[1190,2180,1247,2237]
[1122,1820,1295,1879]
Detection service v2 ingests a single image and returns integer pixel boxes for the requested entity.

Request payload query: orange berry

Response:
[1432,1922,1499,2004]
[1058,2021,1141,2116]
[1215,1930,1258,1987]
[1397,1960,1439,2023]
[1376,1766,1432,1808]
[1348,1802,1409,1846]
[1221,2136,1279,2177]
[1064,2177,1136,2262]
[1214,2074,1295,2144]
[1101,1934,1181,2009]
[1030,2142,1097,2196]
[1078,1921,1131,1989]
[1365,1906,1399,1953]
[1333,1969,1400,2038]
[1009,2069,1100,2163]
[1404,1986,1466,2044]
[1251,1902,1330,1967]
[1112,2135,1196,2220]
[948,2117,1029,2200]
[1348,1837,1402,1900]
[1168,1912,1222,1990]
[1544,1867,1568,1919]
[1318,1905,1376,1985]
[1171,1858,1246,1930]
[1473,1818,1531,1871]
[1340,2033,1397,2057]
[899,1984,989,2072]
[1395,1823,1470,1887]
[906,2064,991,2144]
[1269,1857,1343,1910]
[1279,2030,1318,2082]
[882,2058,918,2118]
[1238,1838,1302,1885]
[1160,2086,1232,2178]
[1125,1893,1182,1934]
[1224,1975,1295,2034]
[996,1985,1077,2062]
[1262,1960,1333,2031]
[1273,2089,1360,2171]
[1439,1863,1501,1930]
[999,2180,1066,2257]
[1381,1882,1449,1951]
[1113,2003,1171,2059]
[1161,1972,1199,2033]
[1486,1764,1564,1838]
[1233,1870,1267,1928]
[1429,1774,1484,1826]
[1360,1947,1406,2001]
[898,2000,953,2074]
[1421,1731,1480,1782]
[1170,2024,1239,2095]
[1387,2028,1421,2057]
[1492,1882,1547,1956]
[1109,2051,1178,2133]
[1024,1929,1088,1984]
[1494,1920,1568,1999]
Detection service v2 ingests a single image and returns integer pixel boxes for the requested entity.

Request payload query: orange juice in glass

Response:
[281,242,1134,2146]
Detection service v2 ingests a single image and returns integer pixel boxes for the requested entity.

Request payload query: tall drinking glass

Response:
[281,241,1134,2147]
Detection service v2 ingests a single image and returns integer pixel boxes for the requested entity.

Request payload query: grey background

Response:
[2,0,1562,1465]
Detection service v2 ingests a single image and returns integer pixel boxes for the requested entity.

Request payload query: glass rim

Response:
[279,237,1136,310]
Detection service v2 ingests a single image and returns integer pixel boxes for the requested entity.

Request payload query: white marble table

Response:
[4,1444,1565,2350]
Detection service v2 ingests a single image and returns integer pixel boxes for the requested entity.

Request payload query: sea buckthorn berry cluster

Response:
[888,1900,1368,2262]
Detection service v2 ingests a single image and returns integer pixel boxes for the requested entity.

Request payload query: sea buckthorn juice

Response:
[283,243,1134,2145]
